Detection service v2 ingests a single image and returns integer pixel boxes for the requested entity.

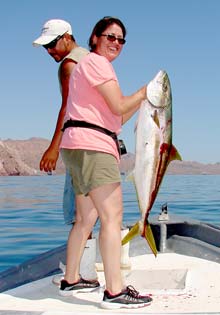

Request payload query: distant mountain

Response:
[119,153,220,175]
[0,138,220,176]
[0,138,65,176]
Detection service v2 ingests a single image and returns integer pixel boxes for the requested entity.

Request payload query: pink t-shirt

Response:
[60,52,122,161]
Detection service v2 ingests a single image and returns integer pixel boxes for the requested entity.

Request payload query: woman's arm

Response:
[96,80,146,118]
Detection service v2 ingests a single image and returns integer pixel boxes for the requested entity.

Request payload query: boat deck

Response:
[1,252,220,315]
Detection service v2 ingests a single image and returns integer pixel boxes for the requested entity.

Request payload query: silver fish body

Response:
[122,70,181,255]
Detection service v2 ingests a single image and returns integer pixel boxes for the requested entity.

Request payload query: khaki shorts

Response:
[61,149,121,195]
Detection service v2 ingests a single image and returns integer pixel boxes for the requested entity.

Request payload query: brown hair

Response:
[88,16,127,51]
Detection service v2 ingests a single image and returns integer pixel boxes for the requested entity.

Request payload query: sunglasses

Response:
[43,34,63,50]
[101,34,126,45]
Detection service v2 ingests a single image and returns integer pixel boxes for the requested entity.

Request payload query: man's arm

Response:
[39,59,76,172]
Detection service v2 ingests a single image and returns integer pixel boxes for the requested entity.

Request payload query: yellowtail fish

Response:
[122,70,182,256]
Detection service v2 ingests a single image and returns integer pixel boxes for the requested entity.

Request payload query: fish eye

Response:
[162,83,168,92]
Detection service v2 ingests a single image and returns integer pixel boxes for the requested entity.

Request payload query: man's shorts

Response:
[62,170,75,225]
[61,149,121,195]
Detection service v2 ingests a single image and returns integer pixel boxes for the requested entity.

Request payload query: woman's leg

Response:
[64,194,98,283]
[89,182,123,294]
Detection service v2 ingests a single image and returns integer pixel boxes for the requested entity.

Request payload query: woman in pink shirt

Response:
[60,16,152,309]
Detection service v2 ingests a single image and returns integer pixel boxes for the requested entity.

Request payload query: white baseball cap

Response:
[33,19,72,47]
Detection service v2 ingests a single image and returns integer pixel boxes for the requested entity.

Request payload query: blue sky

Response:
[1,0,219,163]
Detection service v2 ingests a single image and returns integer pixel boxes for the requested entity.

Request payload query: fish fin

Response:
[134,119,138,133]
[125,171,134,182]
[144,221,158,257]
[169,145,182,163]
[152,110,160,128]
[121,222,140,245]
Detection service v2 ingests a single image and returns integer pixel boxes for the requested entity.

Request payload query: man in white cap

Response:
[33,19,99,291]
[33,19,88,226]
[33,19,88,171]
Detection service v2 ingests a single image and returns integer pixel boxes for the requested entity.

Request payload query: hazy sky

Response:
[1,0,219,163]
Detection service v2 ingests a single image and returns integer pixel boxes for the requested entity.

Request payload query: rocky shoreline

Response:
[0,138,220,176]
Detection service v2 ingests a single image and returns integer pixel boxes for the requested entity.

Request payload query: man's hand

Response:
[39,146,59,172]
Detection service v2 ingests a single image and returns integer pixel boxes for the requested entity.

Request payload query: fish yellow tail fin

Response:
[121,221,157,257]
[121,222,140,245]
[144,221,157,257]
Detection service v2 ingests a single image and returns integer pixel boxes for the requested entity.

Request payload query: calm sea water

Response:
[0,175,219,273]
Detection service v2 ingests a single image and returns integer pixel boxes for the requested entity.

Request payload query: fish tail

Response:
[143,221,158,257]
[121,221,158,257]
[121,222,140,245]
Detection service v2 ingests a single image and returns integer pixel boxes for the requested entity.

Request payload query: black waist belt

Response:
[62,119,121,155]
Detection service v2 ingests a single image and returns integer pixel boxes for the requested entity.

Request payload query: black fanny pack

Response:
[62,119,127,156]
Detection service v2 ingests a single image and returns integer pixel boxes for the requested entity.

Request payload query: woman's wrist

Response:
[141,85,147,101]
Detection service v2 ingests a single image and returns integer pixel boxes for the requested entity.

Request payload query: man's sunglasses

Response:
[101,34,126,45]
[43,34,63,50]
